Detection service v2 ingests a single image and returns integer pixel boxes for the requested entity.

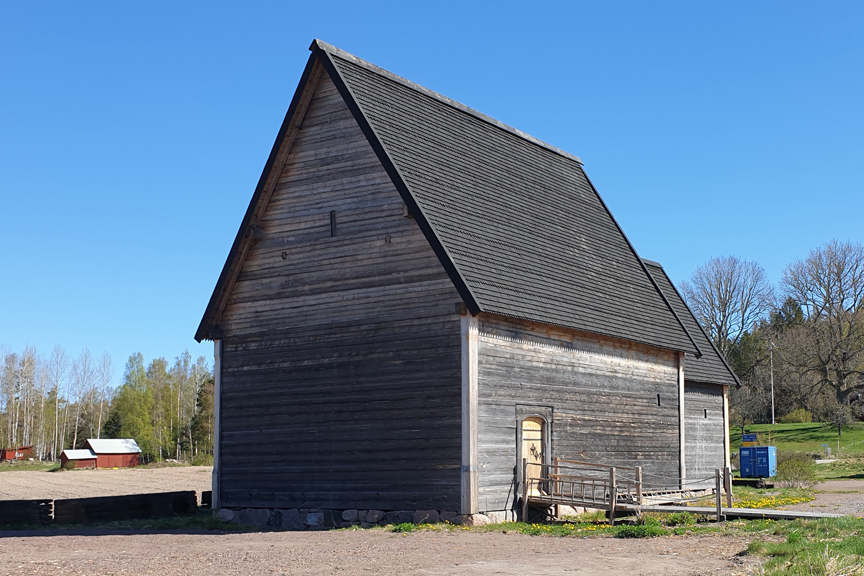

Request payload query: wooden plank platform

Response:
[614,503,843,520]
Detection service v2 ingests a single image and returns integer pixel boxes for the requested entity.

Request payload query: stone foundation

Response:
[214,508,509,530]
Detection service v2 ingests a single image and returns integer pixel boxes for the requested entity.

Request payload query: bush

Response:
[780,408,813,424]
[190,453,213,466]
[665,512,695,527]
[775,452,818,488]
[61,460,77,471]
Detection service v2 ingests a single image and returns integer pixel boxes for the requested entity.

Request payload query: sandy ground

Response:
[0,466,212,501]
[0,530,758,576]
[783,479,864,516]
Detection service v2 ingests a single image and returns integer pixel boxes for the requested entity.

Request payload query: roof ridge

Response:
[310,39,583,165]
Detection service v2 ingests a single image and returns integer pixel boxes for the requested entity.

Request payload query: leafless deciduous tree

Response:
[680,255,774,356]
[781,240,864,406]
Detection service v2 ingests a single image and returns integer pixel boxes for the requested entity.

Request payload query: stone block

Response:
[382,510,413,525]
[305,512,325,527]
[267,509,283,527]
[413,510,439,524]
[440,510,458,523]
[281,509,305,531]
[238,508,270,527]
[460,513,491,527]
[215,508,235,523]
[358,510,368,523]
[342,509,359,522]
[323,510,335,527]
[365,509,384,523]
[485,511,516,524]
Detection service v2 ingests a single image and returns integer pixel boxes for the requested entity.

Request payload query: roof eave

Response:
[645,260,743,388]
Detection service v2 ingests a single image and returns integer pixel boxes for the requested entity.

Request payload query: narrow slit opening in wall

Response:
[657,394,661,406]
[704,409,708,418]
[330,210,337,237]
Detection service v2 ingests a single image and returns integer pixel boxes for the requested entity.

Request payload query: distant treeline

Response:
[681,240,864,433]
[0,347,213,462]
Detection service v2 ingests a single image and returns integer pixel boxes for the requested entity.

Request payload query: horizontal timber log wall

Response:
[684,382,725,487]
[52,491,197,525]
[0,499,52,526]
[476,315,681,512]
[218,73,463,511]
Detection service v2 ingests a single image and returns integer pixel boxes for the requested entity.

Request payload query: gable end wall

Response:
[217,74,463,511]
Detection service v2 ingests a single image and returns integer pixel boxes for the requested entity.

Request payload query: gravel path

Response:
[0,530,759,576]
[0,467,212,501]
[783,479,864,516]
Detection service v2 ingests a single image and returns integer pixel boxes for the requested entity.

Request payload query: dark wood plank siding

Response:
[476,315,680,512]
[684,382,725,488]
[218,75,463,511]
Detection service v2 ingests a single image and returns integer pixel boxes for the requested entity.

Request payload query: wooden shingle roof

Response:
[196,40,702,356]
[643,259,740,386]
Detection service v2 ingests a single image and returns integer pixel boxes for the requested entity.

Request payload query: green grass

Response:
[816,457,864,481]
[0,460,58,472]
[745,517,864,575]
[730,422,864,456]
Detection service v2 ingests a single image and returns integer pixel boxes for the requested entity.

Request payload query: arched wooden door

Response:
[521,417,546,496]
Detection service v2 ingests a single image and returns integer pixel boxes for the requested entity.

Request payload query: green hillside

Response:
[730,422,864,457]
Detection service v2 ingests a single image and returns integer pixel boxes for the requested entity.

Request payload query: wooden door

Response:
[521,417,545,496]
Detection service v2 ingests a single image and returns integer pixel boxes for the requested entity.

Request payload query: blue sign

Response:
[743,434,757,443]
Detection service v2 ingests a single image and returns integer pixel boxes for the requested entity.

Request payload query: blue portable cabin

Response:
[739,446,777,478]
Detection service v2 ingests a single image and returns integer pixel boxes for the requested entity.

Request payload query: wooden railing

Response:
[522,458,733,522]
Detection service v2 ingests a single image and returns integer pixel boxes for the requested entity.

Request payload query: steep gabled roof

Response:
[196,40,701,356]
[643,259,741,387]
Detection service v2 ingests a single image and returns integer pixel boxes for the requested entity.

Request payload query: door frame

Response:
[515,405,553,490]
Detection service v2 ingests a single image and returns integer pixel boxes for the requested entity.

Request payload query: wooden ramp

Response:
[522,458,843,522]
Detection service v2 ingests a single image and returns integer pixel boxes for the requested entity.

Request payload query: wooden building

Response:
[59,439,141,469]
[86,439,141,468]
[196,40,740,523]
[0,446,34,461]
[60,449,97,469]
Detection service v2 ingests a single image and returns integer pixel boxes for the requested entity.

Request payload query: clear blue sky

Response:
[1,2,862,387]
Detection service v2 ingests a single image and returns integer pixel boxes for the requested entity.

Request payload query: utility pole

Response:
[770,341,775,425]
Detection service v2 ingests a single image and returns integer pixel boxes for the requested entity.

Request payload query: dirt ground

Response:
[783,479,864,516]
[0,529,758,576]
[0,466,212,501]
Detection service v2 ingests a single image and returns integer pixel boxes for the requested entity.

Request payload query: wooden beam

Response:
[461,312,479,515]
[212,339,222,510]
[723,385,731,470]
[678,352,686,488]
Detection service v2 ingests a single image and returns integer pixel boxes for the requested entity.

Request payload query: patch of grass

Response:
[0,460,58,472]
[665,512,696,526]
[390,522,418,533]
[817,457,864,481]
[750,520,864,575]
[733,493,815,509]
